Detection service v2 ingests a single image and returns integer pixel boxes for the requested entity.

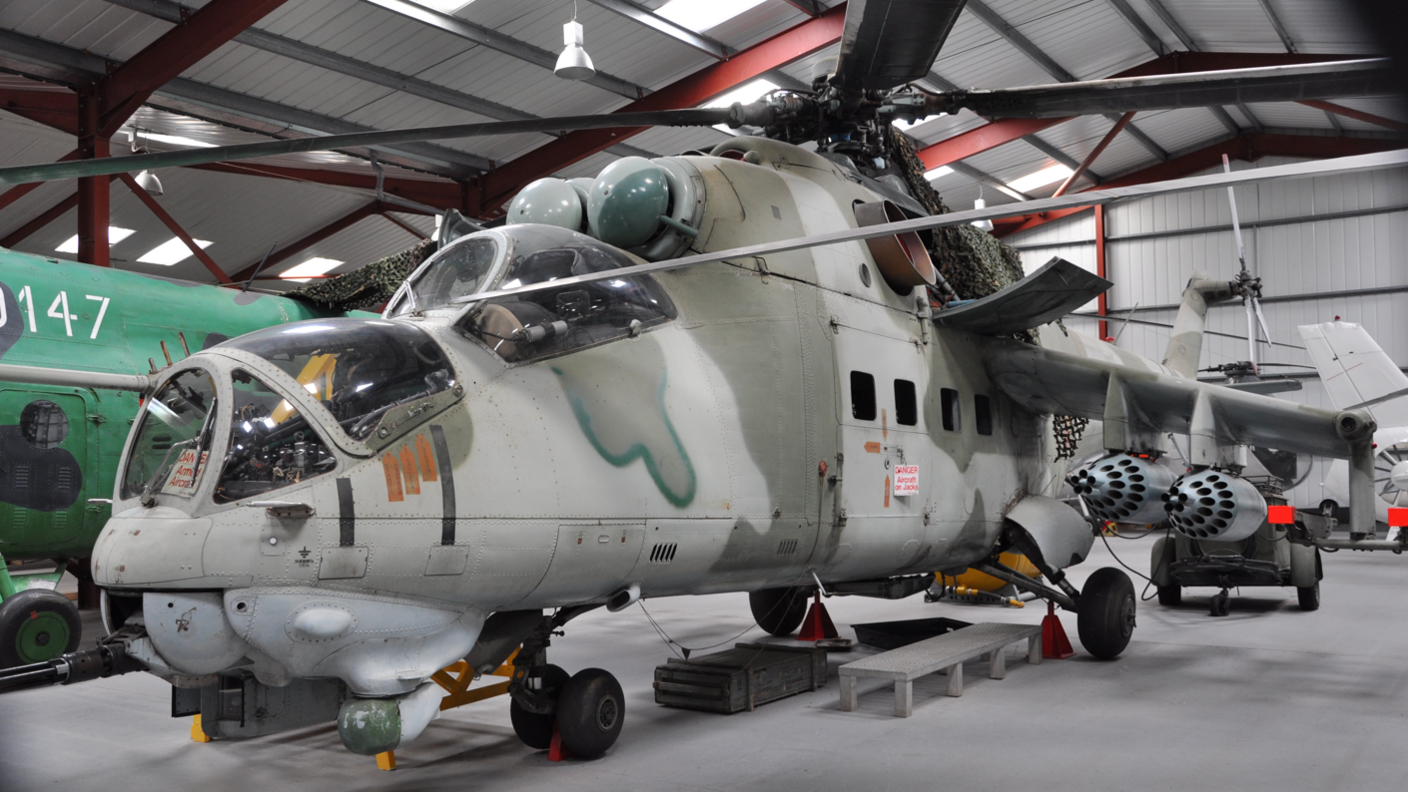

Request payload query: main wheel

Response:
[749,587,808,636]
[1297,581,1321,611]
[0,589,82,668]
[509,664,569,750]
[1156,585,1181,607]
[1076,568,1135,660]
[556,668,625,760]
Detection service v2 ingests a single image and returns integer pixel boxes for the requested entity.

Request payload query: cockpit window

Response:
[218,319,455,441]
[467,244,676,362]
[388,236,497,317]
[214,370,337,504]
[121,369,218,500]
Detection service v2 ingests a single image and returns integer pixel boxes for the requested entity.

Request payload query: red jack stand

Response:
[548,726,568,762]
[797,590,838,641]
[1041,601,1075,659]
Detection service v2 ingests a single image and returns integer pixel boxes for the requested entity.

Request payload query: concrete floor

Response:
[3,537,1407,792]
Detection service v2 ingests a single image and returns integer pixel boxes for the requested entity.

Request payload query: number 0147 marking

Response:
[1,287,110,339]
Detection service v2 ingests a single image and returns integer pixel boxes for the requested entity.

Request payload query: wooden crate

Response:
[653,642,828,714]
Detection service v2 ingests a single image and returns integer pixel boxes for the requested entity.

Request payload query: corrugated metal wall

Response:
[1006,157,1408,508]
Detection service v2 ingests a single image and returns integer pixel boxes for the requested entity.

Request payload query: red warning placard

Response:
[893,465,919,496]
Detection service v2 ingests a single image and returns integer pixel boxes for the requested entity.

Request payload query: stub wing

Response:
[983,339,1368,460]
[935,257,1110,336]
[1298,321,1408,428]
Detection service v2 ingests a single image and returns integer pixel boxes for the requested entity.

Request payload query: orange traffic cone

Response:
[548,725,568,762]
[797,590,838,641]
[1042,600,1074,659]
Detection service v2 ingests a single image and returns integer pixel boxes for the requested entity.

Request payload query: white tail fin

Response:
[1298,321,1408,427]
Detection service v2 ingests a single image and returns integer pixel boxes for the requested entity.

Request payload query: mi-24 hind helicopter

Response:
[0,144,1396,762]
[0,0,1398,763]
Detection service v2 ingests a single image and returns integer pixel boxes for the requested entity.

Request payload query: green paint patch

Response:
[554,366,697,507]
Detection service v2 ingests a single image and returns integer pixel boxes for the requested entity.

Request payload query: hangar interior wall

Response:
[1004,156,1408,509]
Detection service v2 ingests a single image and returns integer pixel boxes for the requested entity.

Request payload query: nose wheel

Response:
[510,663,625,759]
[0,589,82,668]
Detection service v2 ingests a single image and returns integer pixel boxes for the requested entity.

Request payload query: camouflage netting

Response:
[889,128,1025,301]
[891,127,1087,458]
[285,238,436,312]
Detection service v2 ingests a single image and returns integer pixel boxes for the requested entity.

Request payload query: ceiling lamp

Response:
[555,3,595,81]
[971,197,994,233]
[130,128,163,196]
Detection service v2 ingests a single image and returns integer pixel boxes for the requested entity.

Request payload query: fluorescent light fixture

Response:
[924,166,954,181]
[137,237,212,266]
[279,257,344,282]
[704,79,777,134]
[1007,163,1073,193]
[657,0,768,33]
[141,132,216,149]
[56,228,135,253]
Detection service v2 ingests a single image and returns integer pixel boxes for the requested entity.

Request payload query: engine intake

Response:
[1068,453,1176,525]
[1163,469,1267,541]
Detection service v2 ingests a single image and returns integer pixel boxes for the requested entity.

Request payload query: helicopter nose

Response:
[92,506,210,587]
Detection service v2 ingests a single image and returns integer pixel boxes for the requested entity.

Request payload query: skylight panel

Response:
[55,228,135,254]
[657,0,769,33]
[137,237,213,266]
[1007,163,1073,193]
[924,166,954,180]
[280,257,344,282]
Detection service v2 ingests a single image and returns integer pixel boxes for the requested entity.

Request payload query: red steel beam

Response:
[1298,99,1408,132]
[76,88,110,267]
[1053,112,1134,198]
[1,193,79,249]
[473,3,848,215]
[0,88,79,133]
[0,149,80,213]
[230,203,379,282]
[993,133,1405,237]
[97,0,292,136]
[378,210,429,240]
[917,52,1368,172]
[118,172,233,284]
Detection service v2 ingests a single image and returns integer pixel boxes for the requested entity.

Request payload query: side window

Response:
[975,394,993,436]
[850,371,876,420]
[894,379,917,426]
[941,387,961,432]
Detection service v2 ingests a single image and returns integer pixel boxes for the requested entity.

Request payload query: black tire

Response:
[509,664,569,750]
[556,668,625,760]
[0,589,82,668]
[749,587,808,637]
[1297,581,1321,611]
[1156,585,1181,607]
[1076,568,1136,660]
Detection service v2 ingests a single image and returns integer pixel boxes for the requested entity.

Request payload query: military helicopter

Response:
[0,0,1398,763]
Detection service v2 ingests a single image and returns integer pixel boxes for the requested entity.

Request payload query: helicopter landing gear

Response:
[1210,588,1231,617]
[556,668,625,759]
[749,586,809,636]
[0,588,82,668]
[1076,568,1136,660]
[509,664,569,750]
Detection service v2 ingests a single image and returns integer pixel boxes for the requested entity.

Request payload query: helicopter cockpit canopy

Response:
[387,225,676,363]
[216,319,458,447]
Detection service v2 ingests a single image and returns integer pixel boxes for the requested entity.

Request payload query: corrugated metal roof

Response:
[0,0,1397,288]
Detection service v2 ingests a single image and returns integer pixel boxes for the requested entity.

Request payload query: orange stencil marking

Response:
[884,476,891,509]
[416,433,437,482]
[864,441,881,453]
[881,408,888,441]
[382,454,405,502]
[400,445,421,495]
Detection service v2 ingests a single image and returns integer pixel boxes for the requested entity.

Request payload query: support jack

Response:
[797,590,838,641]
[1041,601,1074,659]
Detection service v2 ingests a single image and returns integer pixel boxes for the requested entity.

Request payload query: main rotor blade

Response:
[942,59,1397,119]
[456,148,1408,304]
[0,108,738,186]
[835,0,967,91]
